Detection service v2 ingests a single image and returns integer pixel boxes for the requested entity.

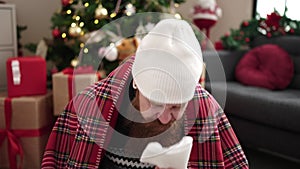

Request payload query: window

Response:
[254,0,300,20]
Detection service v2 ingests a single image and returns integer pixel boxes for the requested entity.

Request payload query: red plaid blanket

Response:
[42,56,249,169]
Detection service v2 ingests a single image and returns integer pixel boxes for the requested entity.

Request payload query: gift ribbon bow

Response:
[11,60,21,85]
[62,66,95,75]
[0,98,51,169]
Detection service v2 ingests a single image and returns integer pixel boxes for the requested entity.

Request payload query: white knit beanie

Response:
[132,19,203,104]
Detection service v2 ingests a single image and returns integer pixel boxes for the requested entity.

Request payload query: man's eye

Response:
[172,106,181,110]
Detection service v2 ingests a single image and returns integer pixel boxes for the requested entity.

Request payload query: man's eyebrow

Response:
[150,100,165,105]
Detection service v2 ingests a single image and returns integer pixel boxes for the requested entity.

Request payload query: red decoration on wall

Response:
[265,12,282,30]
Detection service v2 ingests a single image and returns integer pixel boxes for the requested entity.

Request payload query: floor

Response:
[244,147,300,169]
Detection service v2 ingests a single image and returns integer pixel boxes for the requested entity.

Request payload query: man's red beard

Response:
[121,90,184,153]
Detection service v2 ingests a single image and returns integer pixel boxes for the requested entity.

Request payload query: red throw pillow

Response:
[235,44,294,90]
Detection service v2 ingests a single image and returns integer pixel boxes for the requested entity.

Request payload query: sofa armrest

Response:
[203,50,247,82]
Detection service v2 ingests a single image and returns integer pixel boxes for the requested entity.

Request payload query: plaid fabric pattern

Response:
[42,56,249,169]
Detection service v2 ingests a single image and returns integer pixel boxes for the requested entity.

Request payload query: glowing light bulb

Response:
[80,43,85,48]
[62,33,67,38]
[79,22,84,27]
[71,58,79,67]
[66,10,72,14]
[71,23,76,27]
[174,13,181,19]
[110,12,117,18]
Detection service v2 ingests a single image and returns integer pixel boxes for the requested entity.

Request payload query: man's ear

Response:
[132,37,139,48]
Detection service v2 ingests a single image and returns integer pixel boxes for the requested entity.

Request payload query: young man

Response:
[42,19,249,169]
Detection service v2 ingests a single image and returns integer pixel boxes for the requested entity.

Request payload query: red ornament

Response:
[267,32,272,38]
[214,41,223,50]
[242,21,249,27]
[245,37,250,42]
[61,0,70,7]
[290,28,295,34]
[279,28,286,35]
[52,28,61,38]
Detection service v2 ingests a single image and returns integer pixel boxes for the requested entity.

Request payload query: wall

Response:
[4,0,61,55]
[4,0,253,55]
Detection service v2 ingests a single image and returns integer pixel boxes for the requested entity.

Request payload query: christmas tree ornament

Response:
[99,44,118,62]
[82,30,106,44]
[52,28,61,38]
[69,23,82,37]
[61,0,71,7]
[192,0,222,38]
[242,21,249,27]
[125,3,136,16]
[95,4,108,19]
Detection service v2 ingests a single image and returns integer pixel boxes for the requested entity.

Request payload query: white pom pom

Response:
[104,45,118,61]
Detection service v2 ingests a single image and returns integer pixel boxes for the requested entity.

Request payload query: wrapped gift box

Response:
[6,56,47,97]
[52,67,100,116]
[0,91,53,169]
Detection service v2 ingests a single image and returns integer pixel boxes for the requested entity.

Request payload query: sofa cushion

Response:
[207,82,300,133]
[250,36,300,89]
[235,44,294,90]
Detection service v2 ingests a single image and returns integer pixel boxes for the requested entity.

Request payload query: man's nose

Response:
[157,105,177,124]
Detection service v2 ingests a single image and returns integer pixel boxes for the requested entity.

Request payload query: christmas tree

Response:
[26,0,186,75]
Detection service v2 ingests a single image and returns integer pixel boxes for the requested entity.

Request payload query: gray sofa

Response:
[203,36,300,161]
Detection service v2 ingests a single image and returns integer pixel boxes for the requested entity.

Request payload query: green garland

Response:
[221,9,300,50]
